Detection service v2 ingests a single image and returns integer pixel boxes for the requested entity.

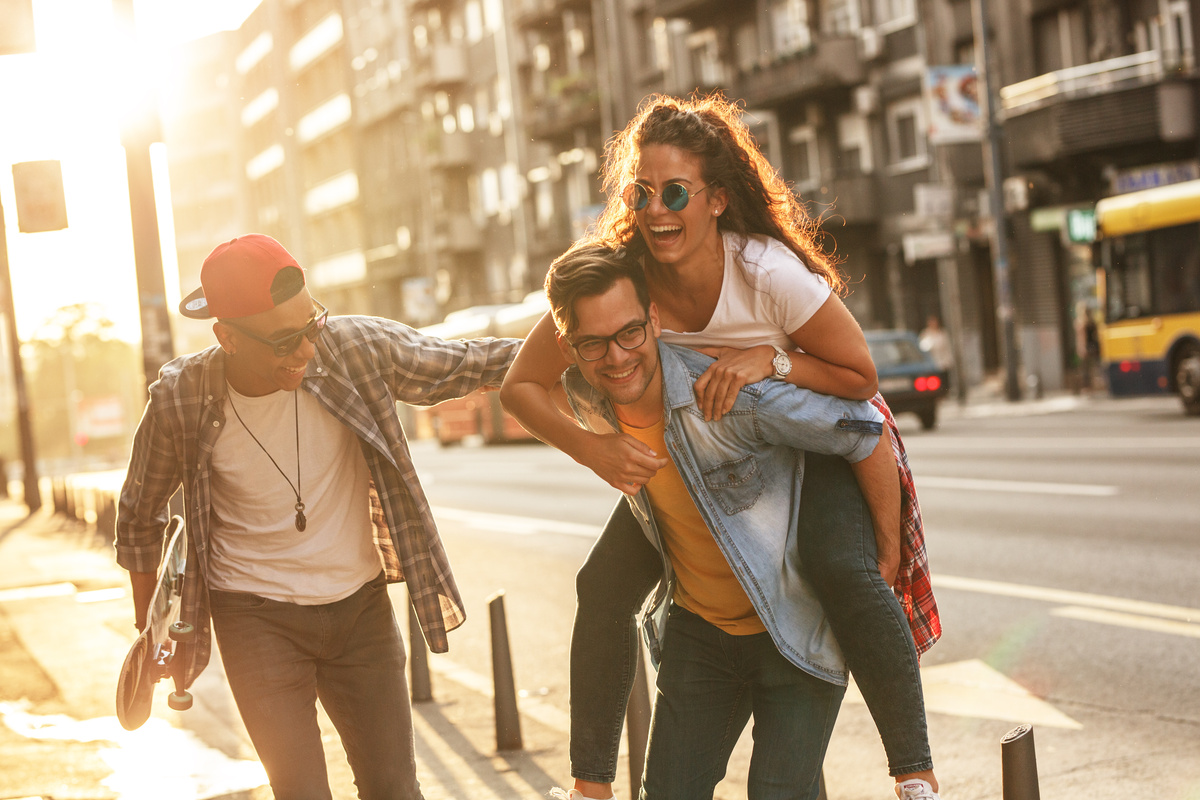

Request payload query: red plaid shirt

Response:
[871,393,942,655]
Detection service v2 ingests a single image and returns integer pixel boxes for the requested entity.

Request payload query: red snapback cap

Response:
[180,234,306,320]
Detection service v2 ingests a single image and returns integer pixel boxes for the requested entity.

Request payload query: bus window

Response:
[1105,222,1200,321]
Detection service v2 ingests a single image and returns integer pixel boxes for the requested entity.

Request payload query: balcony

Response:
[435,213,482,253]
[513,0,590,28]
[525,73,601,141]
[430,131,473,170]
[651,0,722,23]
[415,43,467,89]
[734,36,865,108]
[812,173,880,225]
[1000,50,1196,168]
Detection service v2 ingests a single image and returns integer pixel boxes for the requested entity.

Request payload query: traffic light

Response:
[11,160,68,233]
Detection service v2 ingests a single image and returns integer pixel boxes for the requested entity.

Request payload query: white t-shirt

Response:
[208,385,381,604]
[657,232,832,351]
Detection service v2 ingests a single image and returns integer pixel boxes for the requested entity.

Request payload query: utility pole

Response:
[0,200,41,511]
[111,0,175,392]
[972,0,1022,400]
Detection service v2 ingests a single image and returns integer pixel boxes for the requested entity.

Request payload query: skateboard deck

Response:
[116,515,195,731]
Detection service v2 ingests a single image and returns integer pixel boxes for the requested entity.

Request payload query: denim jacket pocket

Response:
[701,454,764,515]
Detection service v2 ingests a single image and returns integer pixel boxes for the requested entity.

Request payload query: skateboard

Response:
[115,515,195,731]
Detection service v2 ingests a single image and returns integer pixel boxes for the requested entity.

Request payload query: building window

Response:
[1033,6,1087,74]
[886,97,928,172]
[770,0,812,57]
[786,125,820,191]
[822,0,860,35]
[874,0,915,31]
[837,112,873,174]
[686,28,727,86]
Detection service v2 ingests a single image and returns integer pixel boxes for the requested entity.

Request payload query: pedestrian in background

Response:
[116,234,519,799]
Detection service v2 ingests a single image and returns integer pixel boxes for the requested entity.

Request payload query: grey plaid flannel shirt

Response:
[116,315,520,688]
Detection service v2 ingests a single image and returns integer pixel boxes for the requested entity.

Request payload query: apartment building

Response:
[162,0,1198,392]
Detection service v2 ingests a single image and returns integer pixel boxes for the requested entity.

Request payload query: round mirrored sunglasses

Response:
[621,182,710,213]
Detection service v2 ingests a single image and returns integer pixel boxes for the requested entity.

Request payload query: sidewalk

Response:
[0,496,578,800]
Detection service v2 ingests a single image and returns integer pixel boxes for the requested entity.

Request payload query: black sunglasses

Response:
[570,320,649,362]
[622,181,711,212]
[226,301,328,357]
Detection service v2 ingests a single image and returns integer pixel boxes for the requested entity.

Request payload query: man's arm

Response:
[848,425,901,586]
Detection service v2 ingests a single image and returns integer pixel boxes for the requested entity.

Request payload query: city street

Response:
[0,394,1197,799]
[412,394,1200,800]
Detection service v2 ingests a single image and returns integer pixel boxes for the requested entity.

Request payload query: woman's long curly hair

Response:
[586,92,846,296]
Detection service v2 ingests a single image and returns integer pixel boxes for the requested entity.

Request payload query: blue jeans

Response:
[209,572,423,800]
[570,455,932,781]
[640,605,844,800]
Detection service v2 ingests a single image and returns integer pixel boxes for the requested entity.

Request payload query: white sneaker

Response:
[896,779,940,800]
[548,789,616,800]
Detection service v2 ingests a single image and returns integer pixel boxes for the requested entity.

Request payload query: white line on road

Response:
[431,506,603,539]
[909,436,1200,451]
[917,476,1118,496]
[1050,606,1200,639]
[935,574,1199,623]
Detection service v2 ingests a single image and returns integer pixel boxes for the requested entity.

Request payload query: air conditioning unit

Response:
[860,27,883,61]
[853,85,878,115]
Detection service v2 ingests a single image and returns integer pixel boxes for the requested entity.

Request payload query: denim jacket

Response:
[562,342,884,685]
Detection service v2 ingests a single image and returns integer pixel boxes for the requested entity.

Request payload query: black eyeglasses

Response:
[622,181,710,212]
[570,320,649,362]
[226,301,328,357]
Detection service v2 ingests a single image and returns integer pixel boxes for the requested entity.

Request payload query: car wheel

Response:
[918,405,938,430]
[1176,342,1200,417]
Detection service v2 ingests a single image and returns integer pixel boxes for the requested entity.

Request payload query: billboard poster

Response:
[925,65,982,144]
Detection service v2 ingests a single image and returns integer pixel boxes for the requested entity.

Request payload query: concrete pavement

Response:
[0,494,579,800]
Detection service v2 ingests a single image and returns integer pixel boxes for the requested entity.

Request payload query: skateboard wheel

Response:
[168,690,193,711]
[169,621,195,641]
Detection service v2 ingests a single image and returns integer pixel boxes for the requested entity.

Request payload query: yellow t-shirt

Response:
[619,417,766,635]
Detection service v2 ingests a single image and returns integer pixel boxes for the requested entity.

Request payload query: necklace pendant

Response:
[295,502,307,532]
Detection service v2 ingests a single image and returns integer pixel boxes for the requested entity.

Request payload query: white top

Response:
[208,386,381,604]
[657,232,832,351]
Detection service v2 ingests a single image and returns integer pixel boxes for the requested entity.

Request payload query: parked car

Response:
[865,330,949,430]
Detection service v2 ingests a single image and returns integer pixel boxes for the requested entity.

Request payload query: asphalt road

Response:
[410,394,1200,800]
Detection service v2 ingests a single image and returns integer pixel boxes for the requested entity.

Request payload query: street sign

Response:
[1066,208,1096,243]
[11,161,68,233]
[0,0,36,54]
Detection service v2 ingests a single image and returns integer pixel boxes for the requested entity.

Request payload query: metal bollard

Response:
[64,481,76,520]
[1001,724,1040,800]
[626,643,651,800]
[407,599,433,703]
[487,590,523,750]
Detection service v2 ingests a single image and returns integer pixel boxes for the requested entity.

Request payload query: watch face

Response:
[774,353,791,375]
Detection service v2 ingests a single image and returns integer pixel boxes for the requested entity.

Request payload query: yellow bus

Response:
[1095,179,1200,415]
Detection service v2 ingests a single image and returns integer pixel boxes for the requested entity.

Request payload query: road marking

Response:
[935,574,1199,623]
[1051,606,1200,639]
[432,506,603,539]
[917,476,1118,496]
[0,582,75,602]
[909,436,1200,451]
[845,659,1081,729]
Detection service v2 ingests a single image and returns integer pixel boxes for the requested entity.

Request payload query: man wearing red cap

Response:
[116,234,520,798]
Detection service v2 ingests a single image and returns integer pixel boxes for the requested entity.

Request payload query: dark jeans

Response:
[210,572,423,800]
[640,606,844,800]
[569,454,932,782]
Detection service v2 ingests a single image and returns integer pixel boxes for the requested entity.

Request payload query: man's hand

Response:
[692,345,775,421]
[579,432,669,495]
[129,571,158,633]
[877,545,901,588]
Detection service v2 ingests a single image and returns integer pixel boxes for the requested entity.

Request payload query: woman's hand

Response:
[583,432,670,494]
[691,345,775,421]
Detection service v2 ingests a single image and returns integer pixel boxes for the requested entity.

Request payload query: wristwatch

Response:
[769,345,793,380]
